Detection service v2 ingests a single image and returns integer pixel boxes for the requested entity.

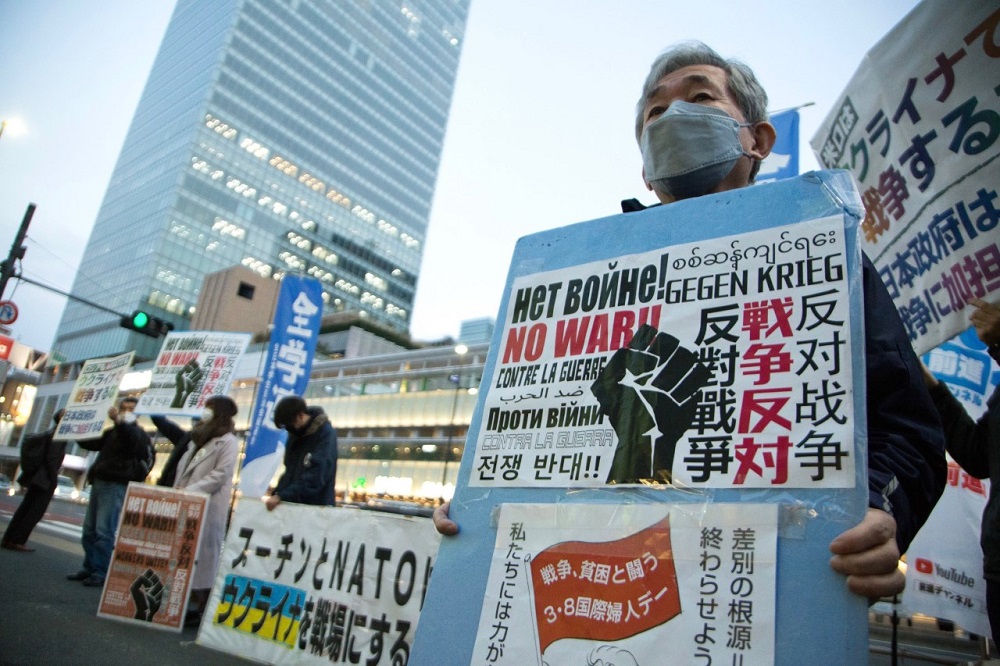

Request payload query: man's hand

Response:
[108,406,119,421]
[433,501,459,536]
[264,494,281,511]
[829,508,903,601]
[968,297,1000,347]
[591,324,709,483]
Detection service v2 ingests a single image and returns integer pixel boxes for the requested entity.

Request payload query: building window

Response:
[237,282,255,299]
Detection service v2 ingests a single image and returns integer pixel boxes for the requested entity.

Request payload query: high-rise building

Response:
[53,0,469,362]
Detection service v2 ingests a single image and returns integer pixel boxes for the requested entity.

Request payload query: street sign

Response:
[0,301,18,325]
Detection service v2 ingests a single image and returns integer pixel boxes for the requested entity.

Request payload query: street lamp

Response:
[441,344,469,494]
[0,118,26,143]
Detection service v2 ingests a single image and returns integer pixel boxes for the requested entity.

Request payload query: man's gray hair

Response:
[634,41,769,142]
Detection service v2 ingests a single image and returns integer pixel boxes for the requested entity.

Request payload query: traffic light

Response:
[120,310,175,338]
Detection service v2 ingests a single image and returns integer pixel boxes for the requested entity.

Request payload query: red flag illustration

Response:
[530,515,680,653]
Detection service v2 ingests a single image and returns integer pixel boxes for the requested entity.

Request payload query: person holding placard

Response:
[68,396,152,588]
[922,297,1000,642]
[436,41,947,602]
[171,395,240,627]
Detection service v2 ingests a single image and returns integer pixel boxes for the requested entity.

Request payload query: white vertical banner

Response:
[900,458,990,636]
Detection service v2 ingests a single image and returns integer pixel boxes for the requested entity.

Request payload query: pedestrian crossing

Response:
[0,507,82,541]
[36,518,83,540]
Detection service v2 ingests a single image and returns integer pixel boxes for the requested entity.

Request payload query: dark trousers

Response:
[986,577,1000,648]
[2,485,56,545]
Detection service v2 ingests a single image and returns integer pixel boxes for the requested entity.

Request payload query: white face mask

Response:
[201,408,214,422]
[119,411,137,424]
[641,100,753,199]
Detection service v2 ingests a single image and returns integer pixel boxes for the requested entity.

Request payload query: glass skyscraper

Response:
[53,0,469,362]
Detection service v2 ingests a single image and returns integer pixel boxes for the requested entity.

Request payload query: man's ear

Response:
[748,121,777,160]
[641,165,653,192]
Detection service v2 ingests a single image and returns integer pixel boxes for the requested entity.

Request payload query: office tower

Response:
[53,0,469,362]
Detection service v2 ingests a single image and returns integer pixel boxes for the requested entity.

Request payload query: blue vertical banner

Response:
[237,275,324,498]
[757,108,800,182]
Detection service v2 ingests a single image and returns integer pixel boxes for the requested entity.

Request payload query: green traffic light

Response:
[132,311,150,328]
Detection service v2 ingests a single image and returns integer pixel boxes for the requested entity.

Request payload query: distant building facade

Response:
[53,0,470,363]
[459,317,496,345]
[191,265,279,334]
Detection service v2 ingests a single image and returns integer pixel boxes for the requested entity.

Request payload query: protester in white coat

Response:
[172,395,239,626]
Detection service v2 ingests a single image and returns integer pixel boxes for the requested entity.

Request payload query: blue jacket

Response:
[622,197,946,552]
[274,407,338,506]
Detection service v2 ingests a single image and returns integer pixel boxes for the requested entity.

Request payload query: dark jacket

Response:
[151,415,191,487]
[622,198,946,552]
[274,407,338,506]
[930,346,1000,579]
[18,428,66,491]
[78,420,152,485]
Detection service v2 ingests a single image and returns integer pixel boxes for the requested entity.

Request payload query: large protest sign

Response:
[237,275,323,498]
[197,501,440,664]
[135,331,251,417]
[413,171,872,664]
[54,351,134,441]
[811,0,1000,355]
[471,503,777,664]
[899,327,1000,635]
[473,215,855,490]
[98,484,207,631]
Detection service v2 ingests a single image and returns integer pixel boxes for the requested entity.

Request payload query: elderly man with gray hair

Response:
[436,41,946,603]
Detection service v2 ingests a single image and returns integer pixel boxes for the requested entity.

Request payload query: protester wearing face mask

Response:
[265,395,338,510]
[170,395,240,627]
[631,42,944,599]
[68,396,153,588]
[435,41,945,603]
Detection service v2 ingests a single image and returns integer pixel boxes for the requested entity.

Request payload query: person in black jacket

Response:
[264,396,337,510]
[151,414,198,488]
[2,410,67,552]
[436,41,946,602]
[66,396,152,587]
[922,297,1000,643]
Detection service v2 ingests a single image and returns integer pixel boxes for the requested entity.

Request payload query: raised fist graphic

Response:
[130,568,164,622]
[591,324,710,483]
[171,360,203,408]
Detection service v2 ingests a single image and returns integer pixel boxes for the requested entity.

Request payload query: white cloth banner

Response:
[198,501,440,665]
[811,0,1000,355]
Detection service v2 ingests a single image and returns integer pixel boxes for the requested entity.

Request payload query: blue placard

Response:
[413,171,870,665]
